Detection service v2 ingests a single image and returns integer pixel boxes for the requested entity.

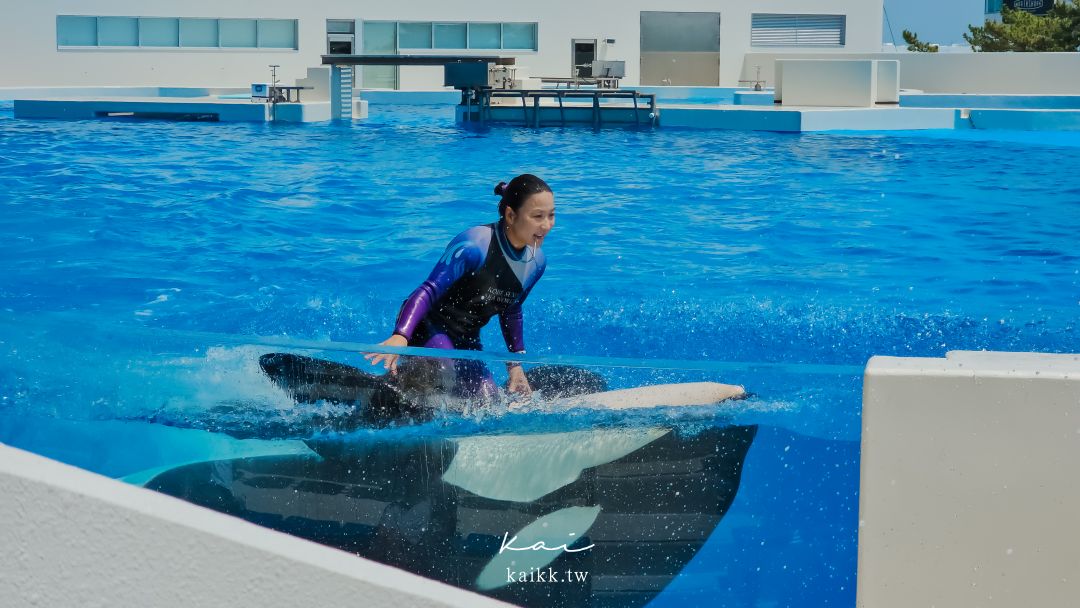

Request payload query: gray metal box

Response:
[444,63,489,88]
[591,60,626,78]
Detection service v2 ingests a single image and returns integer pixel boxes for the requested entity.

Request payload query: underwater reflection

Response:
[147,424,757,608]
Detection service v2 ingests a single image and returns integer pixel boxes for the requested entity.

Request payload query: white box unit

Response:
[592,60,626,79]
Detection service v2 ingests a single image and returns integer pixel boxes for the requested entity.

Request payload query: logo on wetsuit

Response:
[484,285,519,305]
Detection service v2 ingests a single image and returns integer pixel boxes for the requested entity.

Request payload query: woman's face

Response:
[506,191,555,250]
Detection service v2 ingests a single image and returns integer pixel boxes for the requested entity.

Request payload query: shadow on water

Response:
[146,424,757,608]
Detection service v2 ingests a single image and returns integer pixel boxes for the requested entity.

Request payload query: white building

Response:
[0,0,883,90]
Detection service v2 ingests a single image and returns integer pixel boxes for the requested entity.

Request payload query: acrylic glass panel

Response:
[0,291,861,608]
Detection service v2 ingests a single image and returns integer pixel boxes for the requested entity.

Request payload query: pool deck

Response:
[9,87,1080,132]
[456,97,657,127]
[658,104,956,132]
[458,96,955,131]
[457,90,1080,132]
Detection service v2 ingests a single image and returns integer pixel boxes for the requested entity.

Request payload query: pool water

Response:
[2,100,1078,607]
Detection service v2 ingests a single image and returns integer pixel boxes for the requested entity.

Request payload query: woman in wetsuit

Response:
[365,174,554,397]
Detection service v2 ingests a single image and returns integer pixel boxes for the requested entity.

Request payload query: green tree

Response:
[902,30,939,52]
[964,0,1080,51]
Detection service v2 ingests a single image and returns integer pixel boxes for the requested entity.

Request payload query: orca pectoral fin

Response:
[260,353,386,403]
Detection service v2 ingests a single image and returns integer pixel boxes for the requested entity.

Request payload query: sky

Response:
[882,0,987,46]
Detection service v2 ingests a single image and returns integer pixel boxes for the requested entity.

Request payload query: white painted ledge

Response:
[0,443,513,608]
[858,350,1080,608]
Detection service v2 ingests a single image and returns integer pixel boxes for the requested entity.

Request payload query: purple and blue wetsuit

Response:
[393,222,546,392]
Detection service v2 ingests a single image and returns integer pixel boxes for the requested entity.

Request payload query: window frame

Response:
[56,15,299,51]
[750,13,847,48]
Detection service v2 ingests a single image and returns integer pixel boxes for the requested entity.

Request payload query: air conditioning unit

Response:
[591,60,625,79]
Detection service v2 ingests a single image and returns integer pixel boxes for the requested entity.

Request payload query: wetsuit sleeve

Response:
[394,232,484,341]
[499,265,545,353]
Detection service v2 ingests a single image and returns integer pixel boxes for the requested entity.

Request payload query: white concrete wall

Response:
[746,51,1080,94]
[859,351,1080,608]
[0,1,324,88]
[875,59,898,103]
[776,59,898,105]
[0,443,513,608]
[777,59,878,106]
[0,0,882,89]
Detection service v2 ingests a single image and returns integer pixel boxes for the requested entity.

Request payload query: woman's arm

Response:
[500,304,529,394]
[500,265,544,394]
[366,230,485,371]
[498,304,526,354]
[396,234,484,340]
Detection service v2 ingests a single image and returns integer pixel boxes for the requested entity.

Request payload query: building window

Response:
[361,21,398,89]
[98,17,139,47]
[56,16,98,46]
[750,14,846,47]
[399,22,433,49]
[140,18,180,47]
[368,20,538,51]
[985,0,1004,12]
[56,15,298,49]
[501,23,538,50]
[179,19,219,47]
[258,19,296,49]
[433,23,468,49]
[219,19,258,48]
[468,23,502,49]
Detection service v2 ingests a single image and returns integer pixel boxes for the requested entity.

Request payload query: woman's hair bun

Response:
[496,174,552,218]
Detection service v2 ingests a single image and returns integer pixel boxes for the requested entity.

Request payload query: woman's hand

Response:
[506,364,532,396]
[363,334,408,373]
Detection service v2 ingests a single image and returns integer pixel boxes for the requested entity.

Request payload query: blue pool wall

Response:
[0,86,248,101]
[900,93,1080,110]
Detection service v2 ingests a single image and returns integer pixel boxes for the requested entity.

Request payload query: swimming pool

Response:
[2,100,1078,606]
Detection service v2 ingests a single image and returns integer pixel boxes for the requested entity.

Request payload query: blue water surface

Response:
[2,100,1079,607]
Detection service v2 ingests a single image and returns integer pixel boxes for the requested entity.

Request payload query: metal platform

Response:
[320,54,516,121]
[321,54,512,66]
[538,76,622,89]
[460,88,658,128]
